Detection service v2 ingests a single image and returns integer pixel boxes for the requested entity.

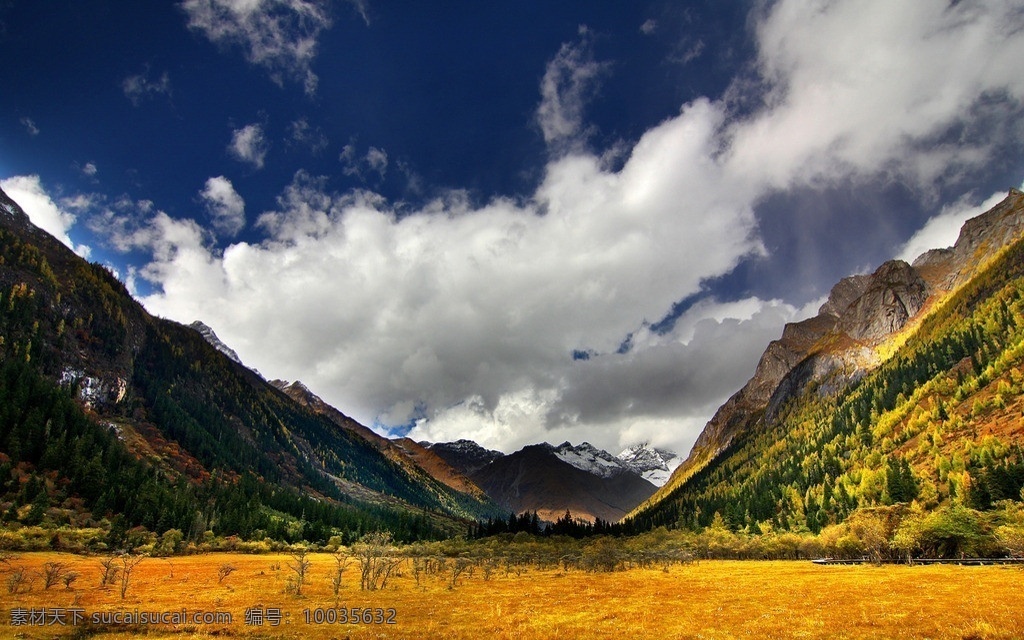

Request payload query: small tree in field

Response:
[331,551,352,598]
[118,554,144,600]
[286,548,311,596]
[99,556,120,587]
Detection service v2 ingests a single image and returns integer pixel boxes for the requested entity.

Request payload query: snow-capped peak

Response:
[190,320,243,365]
[553,441,630,479]
[617,443,682,487]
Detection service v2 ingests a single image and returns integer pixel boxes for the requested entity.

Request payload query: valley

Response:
[1,551,1021,639]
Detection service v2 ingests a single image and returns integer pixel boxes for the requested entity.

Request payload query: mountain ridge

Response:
[631,188,1024,526]
[0,184,503,541]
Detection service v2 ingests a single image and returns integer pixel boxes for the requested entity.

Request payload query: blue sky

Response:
[2,1,1024,455]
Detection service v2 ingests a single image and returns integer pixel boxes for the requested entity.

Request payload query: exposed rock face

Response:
[553,441,631,479]
[61,367,128,409]
[643,189,1024,511]
[834,261,928,341]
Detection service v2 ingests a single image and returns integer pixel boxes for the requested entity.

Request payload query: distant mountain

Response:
[553,441,631,478]
[0,184,500,543]
[430,440,656,523]
[617,444,682,486]
[426,439,505,476]
[630,188,1024,532]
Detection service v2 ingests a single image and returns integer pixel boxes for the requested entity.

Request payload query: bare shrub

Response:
[6,566,32,594]
[42,561,67,589]
[217,563,236,584]
[331,551,352,597]
[354,531,401,591]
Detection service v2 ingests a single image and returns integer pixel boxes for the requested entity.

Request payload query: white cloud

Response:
[228,123,268,169]
[103,0,1024,456]
[19,117,39,136]
[639,19,657,35]
[724,0,1024,194]
[536,29,608,149]
[340,144,388,181]
[0,175,90,258]
[81,162,98,177]
[288,118,328,153]
[180,0,332,94]
[199,176,246,237]
[122,69,172,106]
[136,102,764,453]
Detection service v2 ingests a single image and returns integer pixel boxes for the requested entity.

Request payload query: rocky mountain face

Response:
[636,188,1024,518]
[430,440,656,523]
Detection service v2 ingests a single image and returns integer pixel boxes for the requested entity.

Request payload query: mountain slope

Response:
[629,189,1024,532]
[270,379,503,519]
[0,185,493,541]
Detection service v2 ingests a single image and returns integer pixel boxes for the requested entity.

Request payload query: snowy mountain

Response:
[553,441,631,479]
[190,321,244,366]
[617,443,682,487]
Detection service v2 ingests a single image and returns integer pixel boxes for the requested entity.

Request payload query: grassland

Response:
[0,552,1022,639]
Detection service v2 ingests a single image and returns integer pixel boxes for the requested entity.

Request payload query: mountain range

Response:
[3,181,1023,546]
[424,440,669,523]
[0,182,673,543]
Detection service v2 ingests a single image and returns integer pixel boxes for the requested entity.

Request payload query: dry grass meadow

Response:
[0,552,1021,639]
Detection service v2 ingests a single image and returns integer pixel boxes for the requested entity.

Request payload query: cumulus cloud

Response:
[180,0,332,94]
[724,0,1024,194]
[122,69,172,106]
[228,123,269,169]
[130,97,765,454]
[97,0,1024,456]
[0,175,90,258]
[199,176,246,237]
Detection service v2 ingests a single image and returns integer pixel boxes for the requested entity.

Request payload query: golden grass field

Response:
[0,552,1022,639]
